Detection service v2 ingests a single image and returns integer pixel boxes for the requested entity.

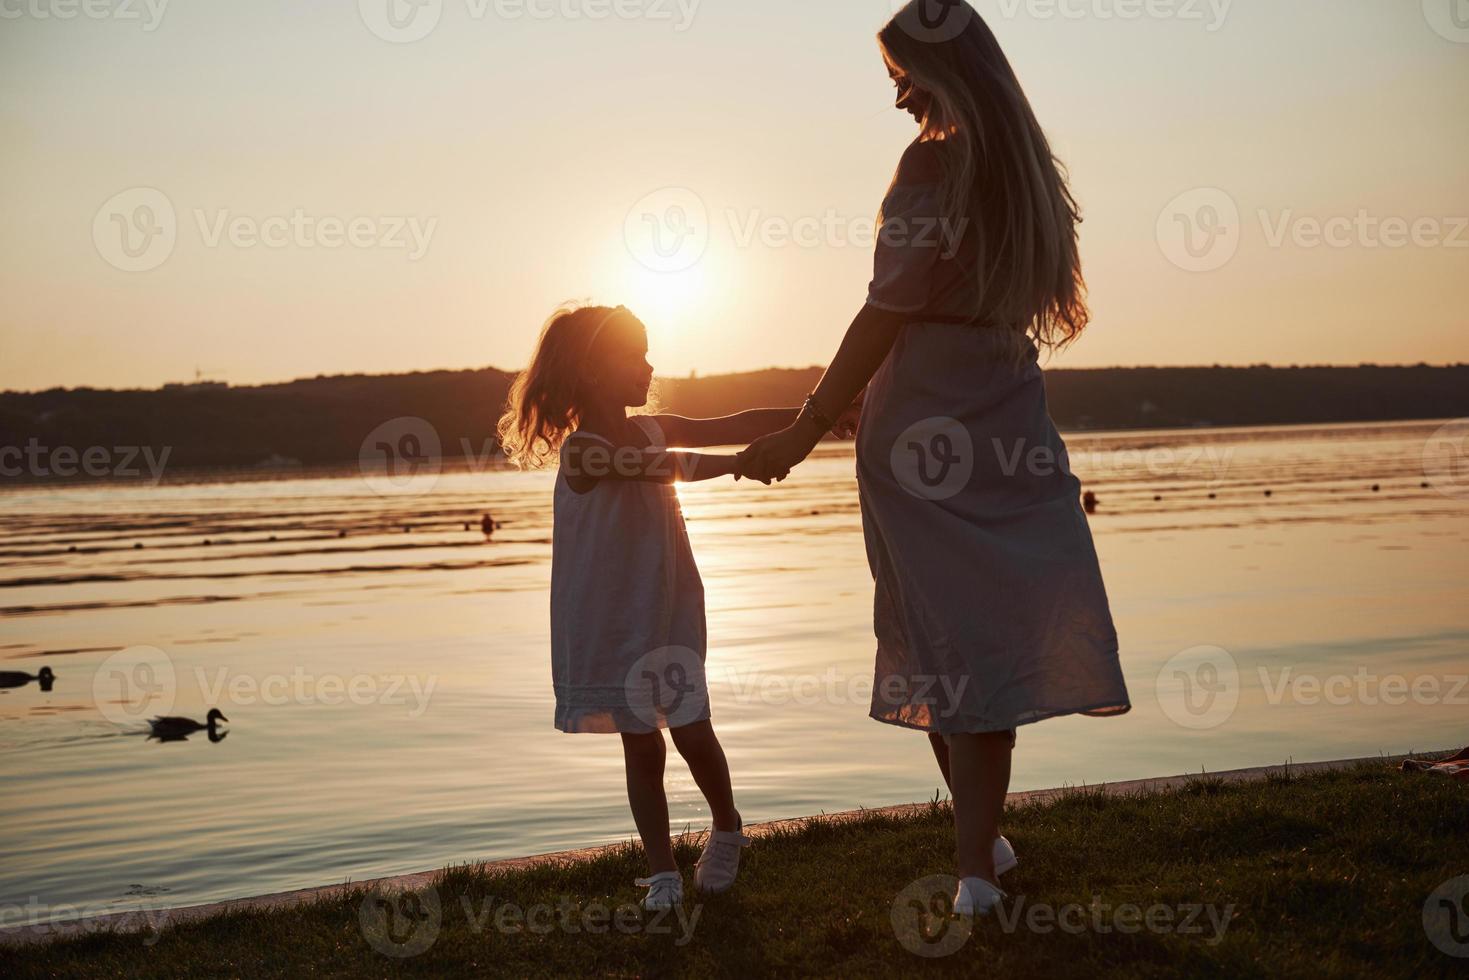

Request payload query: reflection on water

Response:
[1,419,1466,922]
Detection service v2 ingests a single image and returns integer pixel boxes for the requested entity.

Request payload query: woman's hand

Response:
[831,389,865,439]
[737,420,823,484]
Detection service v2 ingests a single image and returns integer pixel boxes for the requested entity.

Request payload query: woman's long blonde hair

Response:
[880,0,1087,352]
[496,304,639,469]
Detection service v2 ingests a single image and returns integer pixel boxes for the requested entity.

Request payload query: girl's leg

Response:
[946,730,1013,883]
[620,731,676,874]
[668,720,739,832]
[928,732,953,794]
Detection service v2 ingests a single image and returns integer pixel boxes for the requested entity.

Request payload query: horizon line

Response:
[5,360,1468,397]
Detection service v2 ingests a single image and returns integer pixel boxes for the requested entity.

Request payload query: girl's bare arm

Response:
[561,436,751,493]
[651,408,800,448]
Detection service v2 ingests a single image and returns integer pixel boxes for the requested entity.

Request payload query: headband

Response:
[577,305,628,389]
[587,305,627,351]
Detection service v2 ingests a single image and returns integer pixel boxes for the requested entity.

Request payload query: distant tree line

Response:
[1,364,1465,477]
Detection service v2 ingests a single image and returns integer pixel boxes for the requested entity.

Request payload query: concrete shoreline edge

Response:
[2,751,1447,948]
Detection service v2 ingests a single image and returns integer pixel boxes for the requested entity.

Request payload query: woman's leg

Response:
[946,731,1013,882]
[928,732,953,793]
[620,731,676,873]
[668,720,739,832]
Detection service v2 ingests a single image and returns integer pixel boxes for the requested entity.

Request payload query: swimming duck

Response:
[148,708,228,739]
[0,666,54,690]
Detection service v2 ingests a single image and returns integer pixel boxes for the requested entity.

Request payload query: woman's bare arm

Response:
[810,303,907,422]
[737,304,907,480]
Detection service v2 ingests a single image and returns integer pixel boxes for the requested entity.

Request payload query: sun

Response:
[617,259,720,365]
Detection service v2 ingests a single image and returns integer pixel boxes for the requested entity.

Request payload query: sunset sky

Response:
[2,0,1467,392]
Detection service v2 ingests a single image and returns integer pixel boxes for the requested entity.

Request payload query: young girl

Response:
[497,303,850,910]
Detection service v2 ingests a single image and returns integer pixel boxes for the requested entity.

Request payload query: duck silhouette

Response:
[0,666,55,691]
[148,708,228,742]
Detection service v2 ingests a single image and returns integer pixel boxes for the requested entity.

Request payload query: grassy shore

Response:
[6,763,1465,978]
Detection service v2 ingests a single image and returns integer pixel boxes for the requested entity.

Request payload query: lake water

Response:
[2,419,1466,925]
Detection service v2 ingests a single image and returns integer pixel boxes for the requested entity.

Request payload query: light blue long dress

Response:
[855,148,1131,735]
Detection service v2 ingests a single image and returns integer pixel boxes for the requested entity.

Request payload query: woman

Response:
[740,0,1130,916]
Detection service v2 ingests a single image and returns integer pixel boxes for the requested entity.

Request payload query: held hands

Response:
[735,427,804,484]
[736,393,863,484]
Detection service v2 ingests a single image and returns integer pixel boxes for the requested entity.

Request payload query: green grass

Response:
[7,764,1466,978]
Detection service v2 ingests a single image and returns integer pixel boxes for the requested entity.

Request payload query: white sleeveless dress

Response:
[550,416,710,734]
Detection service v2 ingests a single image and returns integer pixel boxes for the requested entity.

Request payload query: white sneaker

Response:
[953,876,1006,917]
[995,835,1017,876]
[694,819,752,894]
[635,871,683,911]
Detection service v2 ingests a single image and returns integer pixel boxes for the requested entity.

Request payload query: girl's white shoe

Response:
[635,871,683,911]
[694,820,752,894]
[953,876,1006,917]
[995,835,1018,876]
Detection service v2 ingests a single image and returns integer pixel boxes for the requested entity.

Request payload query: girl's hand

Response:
[734,447,785,485]
[738,421,821,483]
